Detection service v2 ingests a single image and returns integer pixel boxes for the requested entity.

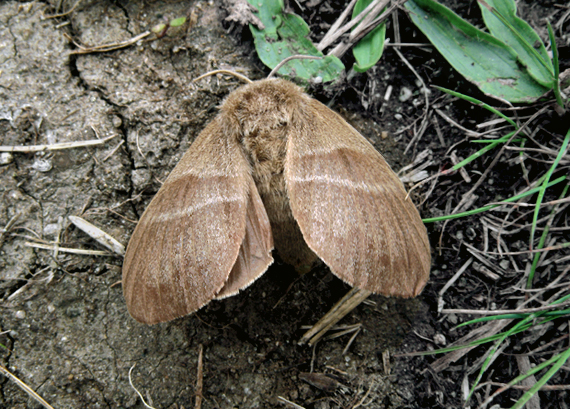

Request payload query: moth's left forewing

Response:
[285,99,431,297]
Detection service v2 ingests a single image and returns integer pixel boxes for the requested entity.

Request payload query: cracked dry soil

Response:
[1,1,433,408]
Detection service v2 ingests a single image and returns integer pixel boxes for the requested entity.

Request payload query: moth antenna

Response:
[193,70,253,84]
[267,55,323,79]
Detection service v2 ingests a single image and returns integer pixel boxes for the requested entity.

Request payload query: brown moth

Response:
[123,78,431,324]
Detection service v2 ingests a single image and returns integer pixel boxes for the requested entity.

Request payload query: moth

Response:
[123,78,431,324]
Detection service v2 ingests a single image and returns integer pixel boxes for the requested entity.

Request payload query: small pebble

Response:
[0,152,13,165]
[499,260,510,270]
[32,157,52,172]
[44,223,61,236]
[447,313,458,325]
[112,115,122,128]
[399,87,413,102]
[433,333,446,346]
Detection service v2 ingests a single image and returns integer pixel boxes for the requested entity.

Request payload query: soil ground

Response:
[1,1,569,408]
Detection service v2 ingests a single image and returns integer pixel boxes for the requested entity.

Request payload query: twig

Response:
[342,325,362,355]
[487,197,570,208]
[68,215,126,255]
[0,364,55,409]
[101,139,125,162]
[438,257,473,312]
[0,212,21,248]
[44,0,84,18]
[466,242,570,256]
[325,0,402,58]
[317,0,363,51]
[516,354,541,409]
[351,383,374,409]
[476,381,570,391]
[392,47,430,155]
[277,396,306,409]
[65,31,152,55]
[441,300,570,315]
[0,134,118,152]
[450,151,471,183]
[195,344,204,409]
[299,287,371,345]
[385,42,432,47]
[435,108,482,137]
[25,241,113,256]
[193,70,252,84]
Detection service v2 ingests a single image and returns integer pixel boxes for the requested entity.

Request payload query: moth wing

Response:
[285,99,430,297]
[123,119,273,324]
[216,178,274,299]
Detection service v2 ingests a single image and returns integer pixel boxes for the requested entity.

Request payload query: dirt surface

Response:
[1,1,569,408]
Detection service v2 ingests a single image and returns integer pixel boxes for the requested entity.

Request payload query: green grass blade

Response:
[435,87,518,127]
[422,176,566,223]
[527,182,570,288]
[511,346,570,409]
[529,129,570,257]
[452,132,516,170]
[467,313,537,401]
[479,351,566,408]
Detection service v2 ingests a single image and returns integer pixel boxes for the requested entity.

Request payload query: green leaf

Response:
[151,23,167,34]
[478,0,553,87]
[247,0,344,82]
[169,17,187,27]
[352,0,386,72]
[405,0,549,103]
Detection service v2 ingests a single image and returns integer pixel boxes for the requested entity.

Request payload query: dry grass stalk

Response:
[195,344,204,409]
[0,364,55,409]
[24,241,112,256]
[0,134,118,152]
[299,287,371,346]
[64,31,152,55]
[68,215,125,255]
[277,396,307,409]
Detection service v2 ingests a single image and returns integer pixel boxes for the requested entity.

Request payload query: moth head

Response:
[222,79,306,139]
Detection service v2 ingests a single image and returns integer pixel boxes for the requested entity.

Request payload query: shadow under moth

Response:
[123,78,431,324]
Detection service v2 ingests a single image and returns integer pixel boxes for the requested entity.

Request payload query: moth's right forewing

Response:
[285,99,431,298]
[216,178,274,299]
[123,119,252,324]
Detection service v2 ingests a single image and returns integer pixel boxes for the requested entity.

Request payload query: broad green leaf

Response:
[405,0,549,103]
[352,0,386,72]
[479,0,554,87]
[247,0,344,82]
